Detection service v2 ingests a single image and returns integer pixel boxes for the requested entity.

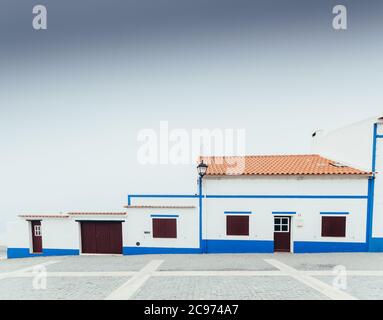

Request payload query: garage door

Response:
[81,221,123,254]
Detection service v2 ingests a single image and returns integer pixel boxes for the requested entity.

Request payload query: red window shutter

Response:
[152,218,177,238]
[321,216,346,237]
[226,215,249,236]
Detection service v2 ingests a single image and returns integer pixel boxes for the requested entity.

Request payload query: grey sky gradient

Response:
[0,0,382,235]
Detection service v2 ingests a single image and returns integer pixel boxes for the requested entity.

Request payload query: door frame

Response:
[29,220,43,254]
[273,215,293,253]
[77,220,124,255]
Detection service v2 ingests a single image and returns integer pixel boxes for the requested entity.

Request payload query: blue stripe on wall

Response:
[369,238,383,252]
[7,248,80,259]
[206,195,368,199]
[224,211,252,214]
[123,246,201,255]
[320,212,349,215]
[294,241,367,253]
[204,239,274,253]
[150,214,179,218]
[272,212,296,215]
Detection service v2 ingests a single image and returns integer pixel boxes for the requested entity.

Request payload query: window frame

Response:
[321,216,346,238]
[226,215,250,236]
[274,217,289,233]
[34,224,41,237]
[152,218,177,239]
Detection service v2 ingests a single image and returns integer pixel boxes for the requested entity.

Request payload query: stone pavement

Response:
[0,253,382,300]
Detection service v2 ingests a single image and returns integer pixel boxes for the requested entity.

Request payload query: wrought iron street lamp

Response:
[197,160,208,253]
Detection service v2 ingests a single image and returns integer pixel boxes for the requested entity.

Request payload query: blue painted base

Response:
[204,239,274,253]
[7,248,80,259]
[369,238,383,252]
[8,240,383,258]
[123,246,201,255]
[294,241,368,253]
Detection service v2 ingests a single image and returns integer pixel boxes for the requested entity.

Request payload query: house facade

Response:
[6,115,383,258]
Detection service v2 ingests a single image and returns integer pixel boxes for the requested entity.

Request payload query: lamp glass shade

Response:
[197,161,208,177]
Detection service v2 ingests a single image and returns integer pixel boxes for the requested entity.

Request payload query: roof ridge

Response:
[201,154,320,158]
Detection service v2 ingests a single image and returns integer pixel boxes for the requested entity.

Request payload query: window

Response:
[226,215,249,236]
[34,225,41,237]
[152,218,177,238]
[274,217,289,232]
[321,216,346,237]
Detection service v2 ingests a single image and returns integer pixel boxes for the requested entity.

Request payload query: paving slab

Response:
[274,253,383,271]
[45,255,154,272]
[158,254,278,271]
[132,276,328,300]
[314,276,383,300]
[0,276,130,300]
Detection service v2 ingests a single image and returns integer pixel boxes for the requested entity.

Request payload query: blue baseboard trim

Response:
[7,248,80,259]
[123,246,201,255]
[204,239,274,253]
[294,241,368,253]
[368,238,383,252]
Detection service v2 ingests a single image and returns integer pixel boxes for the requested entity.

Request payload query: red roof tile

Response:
[19,214,69,219]
[200,155,370,176]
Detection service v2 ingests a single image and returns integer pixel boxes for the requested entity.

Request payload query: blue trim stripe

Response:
[206,195,367,199]
[150,214,179,218]
[204,240,273,253]
[199,177,204,253]
[224,211,252,214]
[294,241,367,253]
[7,248,80,259]
[128,194,368,202]
[123,246,200,255]
[372,123,378,172]
[272,211,296,215]
[367,177,375,245]
[376,135,383,139]
[320,212,349,215]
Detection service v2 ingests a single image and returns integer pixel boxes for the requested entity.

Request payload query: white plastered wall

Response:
[124,207,199,248]
[203,176,368,244]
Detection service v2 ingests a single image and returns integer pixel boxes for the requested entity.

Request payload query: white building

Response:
[6,116,383,258]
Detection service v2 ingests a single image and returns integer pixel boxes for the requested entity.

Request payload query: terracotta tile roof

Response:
[19,214,69,219]
[124,205,196,209]
[200,154,371,176]
[68,212,127,215]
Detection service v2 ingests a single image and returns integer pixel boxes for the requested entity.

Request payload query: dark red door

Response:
[31,220,42,253]
[274,216,291,252]
[81,221,122,254]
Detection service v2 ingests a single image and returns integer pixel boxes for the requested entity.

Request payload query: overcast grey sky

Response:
[0,0,382,234]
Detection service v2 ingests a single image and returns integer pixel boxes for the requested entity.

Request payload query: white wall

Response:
[42,219,80,250]
[203,176,368,244]
[6,220,31,249]
[204,175,368,196]
[312,116,381,171]
[372,122,383,237]
[124,207,198,248]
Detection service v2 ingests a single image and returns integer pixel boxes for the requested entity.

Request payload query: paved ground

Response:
[0,253,382,300]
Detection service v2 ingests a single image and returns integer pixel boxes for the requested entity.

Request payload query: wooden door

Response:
[81,221,122,254]
[31,220,42,253]
[273,216,291,252]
